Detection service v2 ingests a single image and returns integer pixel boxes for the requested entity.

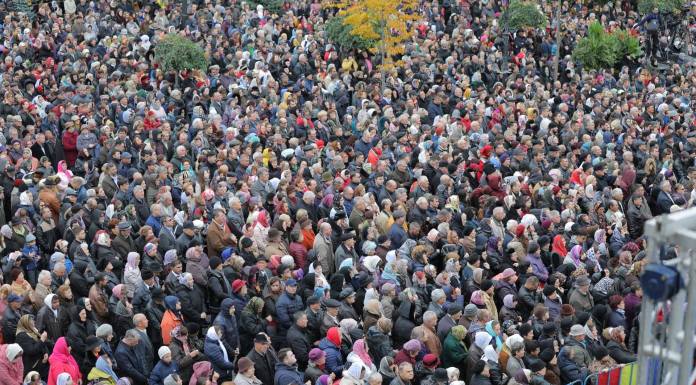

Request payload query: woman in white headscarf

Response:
[0,343,24,385]
[203,326,234,380]
[484,345,506,385]
[122,252,142,294]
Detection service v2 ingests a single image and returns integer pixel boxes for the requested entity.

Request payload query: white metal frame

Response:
[637,207,696,385]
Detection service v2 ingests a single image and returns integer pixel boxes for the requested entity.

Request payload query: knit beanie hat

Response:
[158,346,171,360]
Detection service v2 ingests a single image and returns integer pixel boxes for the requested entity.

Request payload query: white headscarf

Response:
[56,373,72,385]
[44,294,58,317]
[206,327,229,363]
[474,332,493,349]
[484,345,499,363]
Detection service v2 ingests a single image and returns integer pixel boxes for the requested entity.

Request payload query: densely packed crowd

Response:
[0,0,692,384]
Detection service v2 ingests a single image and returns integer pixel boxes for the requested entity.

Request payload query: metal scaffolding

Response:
[637,208,696,385]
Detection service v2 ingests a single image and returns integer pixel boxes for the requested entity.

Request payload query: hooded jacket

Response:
[318,327,344,376]
[48,338,81,385]
[203,327,234,375]
[212,298,240,353]
[160,296,183,345]
[0,344,23,385]
[36,294,62,342]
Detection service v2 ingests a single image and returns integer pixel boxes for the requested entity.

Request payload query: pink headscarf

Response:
[189,362,214,385]
[48,337,81,385]
[353,339,372,367]
[112,284,124,300]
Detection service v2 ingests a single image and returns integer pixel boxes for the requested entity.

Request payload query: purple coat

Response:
[527,253,549,282]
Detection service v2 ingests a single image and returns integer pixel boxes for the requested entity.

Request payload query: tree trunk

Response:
[552,0,562,86]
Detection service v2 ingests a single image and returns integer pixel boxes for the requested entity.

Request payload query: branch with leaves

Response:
[325,0,421,70]
[501,1,547,31]
[573,22,642,70]
[154,34,209,74]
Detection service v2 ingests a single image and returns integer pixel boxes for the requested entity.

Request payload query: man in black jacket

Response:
[286,311,312,370]
[115,329,148,385]
[518,276,542,321]
[246,333,278,385]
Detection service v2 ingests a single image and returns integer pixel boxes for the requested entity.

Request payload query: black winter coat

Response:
[239,310,266,355]
[246,348,278,385]
[66,318,97,359]
[393,301,417,347]
[176,284,207,326]
[115,341,148,385]
[35,304,62,342]
[606,340,637,364]
[15,332,49,377]
[213,298,240,353]
[286,324,312,370]
[366,325,393,365]
[207,270,232,316]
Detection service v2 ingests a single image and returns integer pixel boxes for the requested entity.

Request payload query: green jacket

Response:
[441,333,469,367]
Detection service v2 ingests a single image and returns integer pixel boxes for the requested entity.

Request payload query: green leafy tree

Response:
[638,0,685,14]
[501,1,547,31]
[154,34,208,86]
[325,16,375,51]
[246,0,284,15]
[573,22,641,70]
[612,29,642,60]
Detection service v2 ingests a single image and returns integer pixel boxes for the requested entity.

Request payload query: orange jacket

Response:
[160,309,183,345]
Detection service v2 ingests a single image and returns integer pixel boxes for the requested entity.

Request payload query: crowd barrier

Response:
[564,362,639,385]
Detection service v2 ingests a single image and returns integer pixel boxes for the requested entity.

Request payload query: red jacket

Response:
[62,130,79,167]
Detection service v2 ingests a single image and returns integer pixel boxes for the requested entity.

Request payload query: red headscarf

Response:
[552,235,568,257]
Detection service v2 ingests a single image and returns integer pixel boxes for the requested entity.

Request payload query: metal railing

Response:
[564,362,639,385]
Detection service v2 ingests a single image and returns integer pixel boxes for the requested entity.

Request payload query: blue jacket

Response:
[274,363,304,385]
[558,347,589,384]
[213,298,240,352]
[388,223,407,249]
[115,342,148,385]
[148,360,178,385]
[276,292,304,330]
[204,334,235,375]
[146,215,162,236]
[230,293,248,321]
[317,338,344,376]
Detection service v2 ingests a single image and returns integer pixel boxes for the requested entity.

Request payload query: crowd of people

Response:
[0,0,692,384]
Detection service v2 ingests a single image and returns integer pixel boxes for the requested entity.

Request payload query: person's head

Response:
[570,324,586,342]
[609,294,625,310]
[309,348,326,366]
[56,373,72,385]
[510,340,525,358]
[158,346,172,364]
[397,362,414,381]
[254,333,271,353]
[294,311,308,328]
[123,329,140,346]
[367,372,383,385]
[525,275,540,290]
[163,374,182,385]
[610,326,626,343]
[423,311,438,328]
[278,348,297,366]
[237,357,255,377]
[133,313,148,330]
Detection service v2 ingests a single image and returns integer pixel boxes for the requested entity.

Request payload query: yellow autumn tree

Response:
[328,0,421,71]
